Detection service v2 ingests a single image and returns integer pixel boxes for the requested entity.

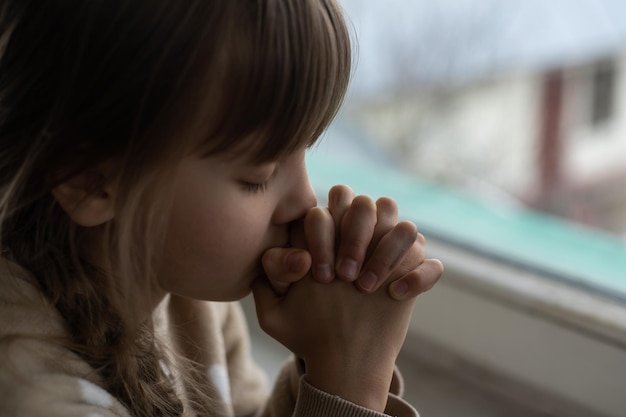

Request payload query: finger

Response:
[390,232,427,276]
[388,258,445,301]
[250,276,281,335]
[261,247,312,296]
[304,207,336,283]
[336,195,377,281]
[357,221,418,293]
[369,197,399,251]
[327,185,355,234]
[358,222,419,293]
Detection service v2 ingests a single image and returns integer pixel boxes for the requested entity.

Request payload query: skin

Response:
[254,184,444,411]
[156,149,316,301]
[55,145,444,412]
[156,147,442,411]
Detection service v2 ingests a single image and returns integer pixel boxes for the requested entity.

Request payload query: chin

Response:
[165,284,250,302]
[232,287,253,301]
[215,287,253,302]
[201,283,255,302]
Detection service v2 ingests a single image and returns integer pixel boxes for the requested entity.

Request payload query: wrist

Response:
[304,358,395,412]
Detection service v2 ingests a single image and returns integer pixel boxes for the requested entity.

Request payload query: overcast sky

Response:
[339,0,626,96]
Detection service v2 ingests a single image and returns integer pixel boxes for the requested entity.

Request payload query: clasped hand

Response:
[252,185,443,412]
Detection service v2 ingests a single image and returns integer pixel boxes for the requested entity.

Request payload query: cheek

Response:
[172,202,261,265]
[160,194,274,292]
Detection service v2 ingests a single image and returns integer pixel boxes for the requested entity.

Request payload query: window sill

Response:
[408,237,626,417]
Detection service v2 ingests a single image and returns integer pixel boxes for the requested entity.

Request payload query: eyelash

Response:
[243,181,269,194]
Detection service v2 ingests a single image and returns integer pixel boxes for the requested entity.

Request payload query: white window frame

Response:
[409,237,626,417]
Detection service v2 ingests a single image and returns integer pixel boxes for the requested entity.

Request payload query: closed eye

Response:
[242,181,269,194]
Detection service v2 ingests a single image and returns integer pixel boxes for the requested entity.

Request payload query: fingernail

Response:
[390,280,409,300]
[315,263,332,283]
[358,271,378,291]
[339,258,358,280]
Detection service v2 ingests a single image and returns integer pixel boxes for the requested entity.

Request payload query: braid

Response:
[2,197,185,417]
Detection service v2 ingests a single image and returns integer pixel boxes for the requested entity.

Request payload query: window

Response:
[305,1,626,416]
[590,59,616,127]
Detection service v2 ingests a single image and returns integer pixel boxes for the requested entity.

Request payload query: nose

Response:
[272,160,317,225]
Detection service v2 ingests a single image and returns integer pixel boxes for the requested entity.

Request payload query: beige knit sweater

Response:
[0,259,419,417]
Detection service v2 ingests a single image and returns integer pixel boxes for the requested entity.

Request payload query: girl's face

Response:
[155,147,316,301]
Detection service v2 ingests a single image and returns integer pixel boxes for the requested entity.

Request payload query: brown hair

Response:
[0,0,351,415]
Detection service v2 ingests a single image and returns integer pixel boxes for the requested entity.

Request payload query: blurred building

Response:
[340,0,626,234]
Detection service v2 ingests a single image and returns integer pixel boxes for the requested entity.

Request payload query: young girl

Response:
[0,1,443,416]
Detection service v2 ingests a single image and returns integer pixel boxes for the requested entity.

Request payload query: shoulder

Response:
[0,258,65,340]
[0,373,131,417]
[0,259,127,416]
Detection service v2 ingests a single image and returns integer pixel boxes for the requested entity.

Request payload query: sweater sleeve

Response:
[259,356,420,417]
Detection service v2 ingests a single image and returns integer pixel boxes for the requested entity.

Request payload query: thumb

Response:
[251,275,281,335]
[261,247,312,296]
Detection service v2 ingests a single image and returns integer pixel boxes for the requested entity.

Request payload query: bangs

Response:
[195,0,352,162]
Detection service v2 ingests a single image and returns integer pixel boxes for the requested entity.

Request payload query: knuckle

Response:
[344,196,377,224]
[432,258,445,275]
[395,221,418,240]
[352,195,376,210]
[376,197,398,214]
[370,245,412,279]
[416,260,444,292]
[329,185,354,206]
[306,205,326,218]
[352,194,376,209]
[305,206,331,226]
[398,247,420,270]
[368,254,395,274]
[409,240,426,259]
[330,184,351,195]
[342,237,369,257]
[342,202,377,232]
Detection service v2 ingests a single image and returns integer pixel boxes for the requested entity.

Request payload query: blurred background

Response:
[340,0,626,236]
[246,1,626,416]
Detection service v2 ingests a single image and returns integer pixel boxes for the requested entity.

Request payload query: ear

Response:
[51,169,117,227]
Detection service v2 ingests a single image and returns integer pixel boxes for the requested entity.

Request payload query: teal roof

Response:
[307,150,626,301]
